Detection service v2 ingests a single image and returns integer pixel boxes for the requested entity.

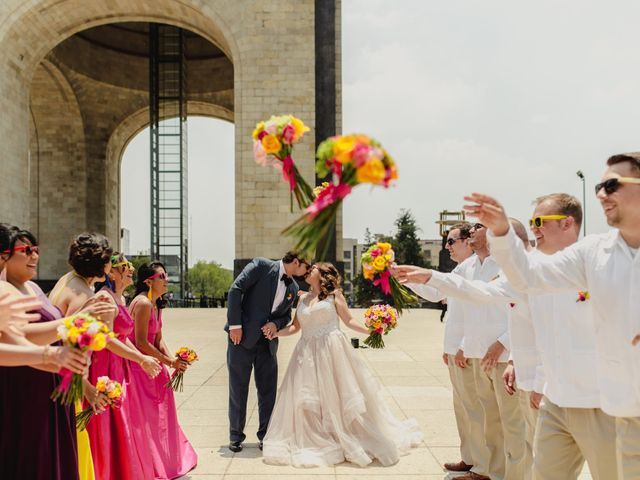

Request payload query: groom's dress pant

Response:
[227,336,278,443]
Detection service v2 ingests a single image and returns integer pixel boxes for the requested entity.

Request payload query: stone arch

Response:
[106,102,234,246]
[0,0,329,280]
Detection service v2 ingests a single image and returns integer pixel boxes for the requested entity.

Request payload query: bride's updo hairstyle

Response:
[316,262,342,300]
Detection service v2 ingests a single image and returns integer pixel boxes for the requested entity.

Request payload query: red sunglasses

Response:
[2,245,39,256]
[148,271,168,280]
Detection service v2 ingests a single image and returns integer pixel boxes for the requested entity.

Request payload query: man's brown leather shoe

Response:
[455,472,490,480]
[443,460,473,472]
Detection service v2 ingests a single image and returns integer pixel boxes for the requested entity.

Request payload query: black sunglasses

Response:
[446,237,462,246]
[471,223,485,231]
[595,177,640,195]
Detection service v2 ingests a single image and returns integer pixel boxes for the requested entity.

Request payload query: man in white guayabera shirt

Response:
[395,218,537,480]
[404,222,490,477]
[433,223,525,480]
[397,197,618,479]
[464,152,640,479]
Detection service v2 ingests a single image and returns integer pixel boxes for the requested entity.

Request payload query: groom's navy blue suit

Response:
[225,257,299,443]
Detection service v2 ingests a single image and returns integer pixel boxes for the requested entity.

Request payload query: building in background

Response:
[342,238,364,298]
[120,228,131,256]
[418,239,441,269]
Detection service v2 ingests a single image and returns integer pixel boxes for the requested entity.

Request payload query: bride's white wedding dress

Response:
[262,295,423,468]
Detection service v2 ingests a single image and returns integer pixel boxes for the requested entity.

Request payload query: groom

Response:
[225,251,310,452]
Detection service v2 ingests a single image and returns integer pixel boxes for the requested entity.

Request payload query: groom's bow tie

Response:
[280,274,293,287]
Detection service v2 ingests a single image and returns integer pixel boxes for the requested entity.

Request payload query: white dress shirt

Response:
[407,255,476,355]
[229,261,287,330]
[427,270,540,392]
[489,227,640,417]
[458,256,510,362]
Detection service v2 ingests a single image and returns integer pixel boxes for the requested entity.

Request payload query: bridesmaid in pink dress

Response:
[127,261,197,479]
[86,254,161,480]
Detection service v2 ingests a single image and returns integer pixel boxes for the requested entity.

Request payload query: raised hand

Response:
[391,265,433,285]
[463,193,510,236]
[79,299,117,322]
[0,292,42,331]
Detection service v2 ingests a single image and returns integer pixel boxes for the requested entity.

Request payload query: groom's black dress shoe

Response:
[229,441,243,453]
[258,441,263,451]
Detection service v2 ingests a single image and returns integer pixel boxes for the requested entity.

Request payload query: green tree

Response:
[393,210,428,267]
[186,260,233,297]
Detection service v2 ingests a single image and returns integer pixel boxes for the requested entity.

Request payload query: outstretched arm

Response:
[334,291,369,335]
[464,193,587,294]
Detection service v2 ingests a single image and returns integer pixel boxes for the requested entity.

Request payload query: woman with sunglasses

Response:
[0,228,90,480]
[49,233,160,480]
[86,253,161,480]
[126,262,197,478]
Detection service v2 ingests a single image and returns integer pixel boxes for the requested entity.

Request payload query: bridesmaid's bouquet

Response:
[166,347,198,392]
[283,134,398,259]
[252,114,314,211]
[363,304,398,349]
[51,313,115,405]
[75,376,123,430]
[361,242,418,314]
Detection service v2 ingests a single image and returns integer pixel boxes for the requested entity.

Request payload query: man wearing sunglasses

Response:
[465,152,640,478]
[403,223,491,476]
[225,251,310,453]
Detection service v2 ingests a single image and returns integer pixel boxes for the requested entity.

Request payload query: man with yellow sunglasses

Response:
[465,152,640,479]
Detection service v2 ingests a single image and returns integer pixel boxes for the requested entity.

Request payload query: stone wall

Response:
[0,0,341,280]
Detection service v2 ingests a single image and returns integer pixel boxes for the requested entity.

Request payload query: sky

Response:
[121,0,640,269]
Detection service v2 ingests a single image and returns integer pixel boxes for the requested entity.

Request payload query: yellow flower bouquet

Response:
[166,346,198,392]
[252,114,314,211]
[283,134,398,259]
[51,313,115,405]
[363,304,398,349]
[361,242,418,313]
[75,376,123,430]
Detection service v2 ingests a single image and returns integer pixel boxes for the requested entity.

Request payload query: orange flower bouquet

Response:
[283,134,398,259]
[75,376,123,430]
[51,313,115,405]
[363,304,398,349]
[361,242,418,313]
[166,347,198,392]
[252,114,314,211]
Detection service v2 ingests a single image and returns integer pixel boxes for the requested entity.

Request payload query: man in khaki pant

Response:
[406,223,490,475]
[453,224,526,480]
[475,192,619,479]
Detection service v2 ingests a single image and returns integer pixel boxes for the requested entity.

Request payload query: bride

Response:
[262,262,423,468]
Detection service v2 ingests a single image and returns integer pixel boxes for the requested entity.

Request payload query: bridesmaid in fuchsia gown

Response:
[87,254,161,480]
[127,261,197,479]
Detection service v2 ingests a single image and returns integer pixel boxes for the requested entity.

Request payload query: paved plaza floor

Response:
[165,308,591,479]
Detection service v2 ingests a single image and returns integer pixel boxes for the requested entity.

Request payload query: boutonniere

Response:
[576,291,590,302]
[286,293,293,301]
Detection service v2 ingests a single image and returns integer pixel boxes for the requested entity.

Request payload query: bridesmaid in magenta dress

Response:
[86,254,161,480]
[127,261,197,479]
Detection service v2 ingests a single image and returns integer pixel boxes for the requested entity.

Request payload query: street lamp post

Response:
[576,170,586,236]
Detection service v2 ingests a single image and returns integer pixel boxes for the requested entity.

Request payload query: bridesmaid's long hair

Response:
[133,261,168,309]
[316,262,342,301]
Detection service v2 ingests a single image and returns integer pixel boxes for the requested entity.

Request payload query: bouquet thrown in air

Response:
[51,313,115,405]
[363,304,398,349]
[252,114,314,210]
[166,347,198,392]
[75,376,123,430]
[361,242,418,313]
[283,134,398,259]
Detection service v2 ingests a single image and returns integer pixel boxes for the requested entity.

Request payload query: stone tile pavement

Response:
[162,308,591,479]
